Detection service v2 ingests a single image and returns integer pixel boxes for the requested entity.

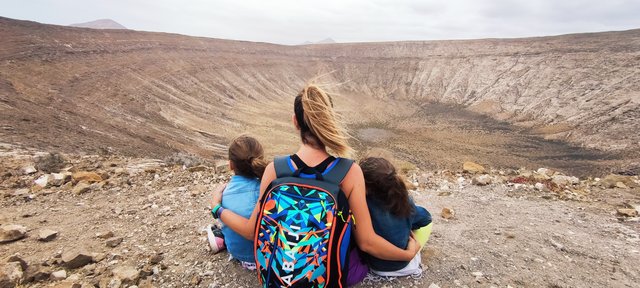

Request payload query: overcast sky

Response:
[3,0,640,44]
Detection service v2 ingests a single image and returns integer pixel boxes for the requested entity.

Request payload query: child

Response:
[359,157,433,277]
[207,135,267,270]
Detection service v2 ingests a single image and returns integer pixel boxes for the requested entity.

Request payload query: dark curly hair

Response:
[360,157,414,218]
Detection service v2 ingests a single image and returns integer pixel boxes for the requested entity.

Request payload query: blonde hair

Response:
[295,84,353,157]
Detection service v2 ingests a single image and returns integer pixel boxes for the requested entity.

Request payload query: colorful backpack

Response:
[254,155,354,288]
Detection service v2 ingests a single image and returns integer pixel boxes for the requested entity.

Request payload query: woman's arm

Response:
[344,164,419,261]
[211,162,276,240]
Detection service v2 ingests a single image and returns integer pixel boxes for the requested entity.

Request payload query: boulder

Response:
[463,162,485,174]
[472,175,492,186]
[0,224,27,243]
[52,281,81,288]
[38,229,58,242]
[71,172,103,184]
[602,174,636,188]
[61,251,93,269]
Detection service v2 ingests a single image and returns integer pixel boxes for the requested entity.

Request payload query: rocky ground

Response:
[1,144,638,288]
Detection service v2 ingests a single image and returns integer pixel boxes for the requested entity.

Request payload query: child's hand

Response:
[209,183,227,208]
[407,232,420,256]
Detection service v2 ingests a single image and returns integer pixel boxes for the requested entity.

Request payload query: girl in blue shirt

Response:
[208,135,267,270]
[360,157,433,277]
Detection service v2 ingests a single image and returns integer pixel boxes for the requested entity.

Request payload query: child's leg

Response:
[412,222,433,249]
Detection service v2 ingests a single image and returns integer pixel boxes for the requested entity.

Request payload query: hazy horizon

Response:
[3,0,640,44]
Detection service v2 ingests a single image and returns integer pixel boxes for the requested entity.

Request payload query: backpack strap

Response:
[274,156,295,178]
[322,158,354,186]
[290,154,336,180]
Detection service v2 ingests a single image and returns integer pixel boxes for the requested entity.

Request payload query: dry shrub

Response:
[35,152,66,173]
[164,152,205,168]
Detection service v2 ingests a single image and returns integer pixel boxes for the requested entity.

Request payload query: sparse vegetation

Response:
[34,152,66,173]
[164,152,206,167]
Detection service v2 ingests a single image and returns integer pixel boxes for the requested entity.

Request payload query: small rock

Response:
[50,173,72,187]
[428,283,441,288]
[0,224,27,243]
[215,161,229,174]
[23,166,37,175]
[441,207,455,219]
[1,262,24,287]
[472,175,492,186]
[190,184,207,197]
[471,271,484,277]
[52,281,81,288]
[72,181,92,195]
[551,175,579,186]
[34,174,50,188]
[6,254,27,271]
[463,162,485,174]
[617,208,638,217]
[112,265,140,284]
[149,253,164,265]
[615,182,628,189]
[71,172,103,183]
[536,168,553,176]
[96,231,115,239]
[51,269,67,280]
[38,229,58,242]
[24,265,51,283]
[534,183,546,191]
[61,250,93,269]
[105,237,123,248]
[188,166,207,172]
[190,275,201,286]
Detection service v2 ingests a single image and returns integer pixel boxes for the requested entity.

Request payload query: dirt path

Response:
[1,153,639,288]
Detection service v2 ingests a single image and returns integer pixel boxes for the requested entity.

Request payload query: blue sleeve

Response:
[410,199,432,229]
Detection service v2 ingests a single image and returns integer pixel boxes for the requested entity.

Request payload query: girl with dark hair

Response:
[360,157,433,277]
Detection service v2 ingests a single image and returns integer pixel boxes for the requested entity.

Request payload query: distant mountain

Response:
[299,38,336,45]
[316,38,336,44]
[70,19,126,30]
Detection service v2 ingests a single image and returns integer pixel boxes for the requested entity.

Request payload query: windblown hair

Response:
[294,84,352,157]
[360,157,414,218]
[228,135,267,179]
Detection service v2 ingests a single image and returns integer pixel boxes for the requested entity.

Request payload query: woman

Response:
[210,84,420,285]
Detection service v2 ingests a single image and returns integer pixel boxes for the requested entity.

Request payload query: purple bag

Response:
[346,248,369,286]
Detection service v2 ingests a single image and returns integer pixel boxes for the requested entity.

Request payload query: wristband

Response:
[211,204,221,219]
[216,207,226,219]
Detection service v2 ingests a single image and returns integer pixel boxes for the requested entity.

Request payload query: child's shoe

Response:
[206,224,226,253]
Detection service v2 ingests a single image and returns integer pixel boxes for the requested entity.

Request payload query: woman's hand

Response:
[209,183,226,208]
